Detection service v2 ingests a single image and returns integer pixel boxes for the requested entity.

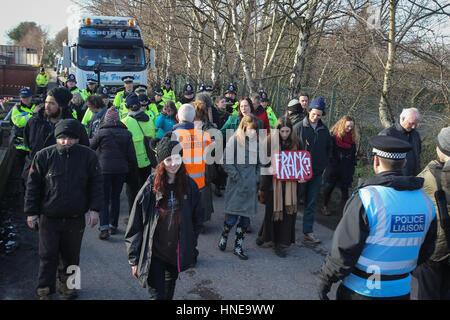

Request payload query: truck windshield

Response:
[77,46,145,70]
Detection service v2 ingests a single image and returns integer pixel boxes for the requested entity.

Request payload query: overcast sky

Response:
[0,0,81,44]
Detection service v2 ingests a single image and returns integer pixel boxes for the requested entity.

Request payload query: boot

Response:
[37,287,54,300]
[233,227,248,260]
[218,222,232,251]
[321,186,332,216]
[273,243,287,258]
[58,276,78,300]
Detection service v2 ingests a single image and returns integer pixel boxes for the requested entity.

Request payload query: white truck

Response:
[63,15,154,96]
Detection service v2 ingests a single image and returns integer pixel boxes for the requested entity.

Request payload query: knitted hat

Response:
[156,136,183,164]
[125,92,140,109]
[49,87,73,108]
[437,126,450,157]
[54,119,80,139]
[309,97,326,115]
[104,107,120,123]
[178,104,195,123]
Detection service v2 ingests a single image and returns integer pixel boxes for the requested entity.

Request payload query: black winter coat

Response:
[24,143,104,218]
[293,116,332,176]
[125,174,204,288]
[379,123,422,176]
[323,134,357,187]
[23,107,89,179]
[90,121,137,175]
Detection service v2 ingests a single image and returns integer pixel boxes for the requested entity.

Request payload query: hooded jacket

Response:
[24,143,104,218]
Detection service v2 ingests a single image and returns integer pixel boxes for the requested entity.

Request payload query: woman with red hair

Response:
[125,136,204,300]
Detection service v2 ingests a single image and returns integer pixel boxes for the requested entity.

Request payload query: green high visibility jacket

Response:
[36,74,49,87]
[11,103,35,151]
[121,114,156,168]
[114,90,134,119]
[266,106,278,130]
[161,87,176,104]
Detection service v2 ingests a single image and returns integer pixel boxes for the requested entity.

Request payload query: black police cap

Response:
[369,135,412,159]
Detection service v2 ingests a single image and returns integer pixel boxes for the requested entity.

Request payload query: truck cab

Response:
[63,15,154,97]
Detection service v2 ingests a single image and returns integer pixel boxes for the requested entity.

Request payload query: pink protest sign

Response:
[273,151,312,182]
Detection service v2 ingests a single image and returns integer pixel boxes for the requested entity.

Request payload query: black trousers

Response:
[38,215,85,294]
[336,283,410,300]
[7,149,27,208]
[126,165,152,214]
[147,256,178,300]
[414,258,450,300]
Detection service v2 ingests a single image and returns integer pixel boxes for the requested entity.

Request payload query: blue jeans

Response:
[100,173,126,231]
[225,214,250,231]
[301,174,323,234]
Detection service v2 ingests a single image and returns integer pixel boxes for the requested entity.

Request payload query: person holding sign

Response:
[218,114,262,260]
[256,117,305,257]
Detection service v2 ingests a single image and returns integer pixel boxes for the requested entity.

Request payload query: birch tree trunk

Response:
[378,0,396,128]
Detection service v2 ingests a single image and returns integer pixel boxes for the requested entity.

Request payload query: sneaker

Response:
[99,230,110,240]
[303,233,321,244]
[109,228,117,235]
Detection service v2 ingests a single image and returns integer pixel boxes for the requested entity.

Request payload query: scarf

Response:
[273,141,298,221]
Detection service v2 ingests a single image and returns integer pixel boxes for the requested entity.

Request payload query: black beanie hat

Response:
[49,87,73,107]
[54,119,81,139]
[156,135,183,164]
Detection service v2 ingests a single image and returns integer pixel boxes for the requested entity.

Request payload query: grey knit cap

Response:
[437,126,450,157]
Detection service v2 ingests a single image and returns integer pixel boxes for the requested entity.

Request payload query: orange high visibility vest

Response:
[174,128,211,189]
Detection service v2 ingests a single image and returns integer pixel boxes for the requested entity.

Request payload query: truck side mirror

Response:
[145,47,155,70]
[63,46,71,68]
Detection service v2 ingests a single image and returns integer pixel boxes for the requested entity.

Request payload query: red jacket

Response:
[255,105,271,134]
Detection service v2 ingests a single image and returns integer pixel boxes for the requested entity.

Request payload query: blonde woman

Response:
[218,114,261,260]
[322,115,360,216]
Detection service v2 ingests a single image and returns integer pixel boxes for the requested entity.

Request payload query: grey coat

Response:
[222,135,261,217]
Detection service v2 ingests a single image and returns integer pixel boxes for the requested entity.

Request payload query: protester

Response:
[194,92,220,128]
[23,87,89,181]
[85,95,107,139]
[322,115,359,216]
[155,101,178,139]
[90,107,137,239]
[379,108,422,176]
[285,99,303,126]
[293,97,332,245]
[251,92,271,134]
[218,114,262,260]
[192,100,217,226]
[125,136,203,300]
[25,119,103,300]
[68,91,85,121]
[257,116,303,257]
[414,126,450,300]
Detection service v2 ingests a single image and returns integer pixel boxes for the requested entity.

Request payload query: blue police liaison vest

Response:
[342,185,435,298]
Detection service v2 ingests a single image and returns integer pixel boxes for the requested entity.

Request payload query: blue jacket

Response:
[155,113,177,138]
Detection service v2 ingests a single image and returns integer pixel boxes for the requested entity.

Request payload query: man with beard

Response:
[25,119,103,300]
[22,87,89,181]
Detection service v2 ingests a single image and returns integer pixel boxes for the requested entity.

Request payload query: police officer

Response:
[259,90,277,130]
[135,84,148,96]
[65,74,82,96]
[7,88,38,210]
[176,82,195,110]
[113,76,135,119]
[224,83,239,115]
[81,78,98,100]
[35,68,49,96]
[151,87,165,113]
[317,135,437,300]
[161,78,176,104]
[25,119,103,300]
[139,94,157,124]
